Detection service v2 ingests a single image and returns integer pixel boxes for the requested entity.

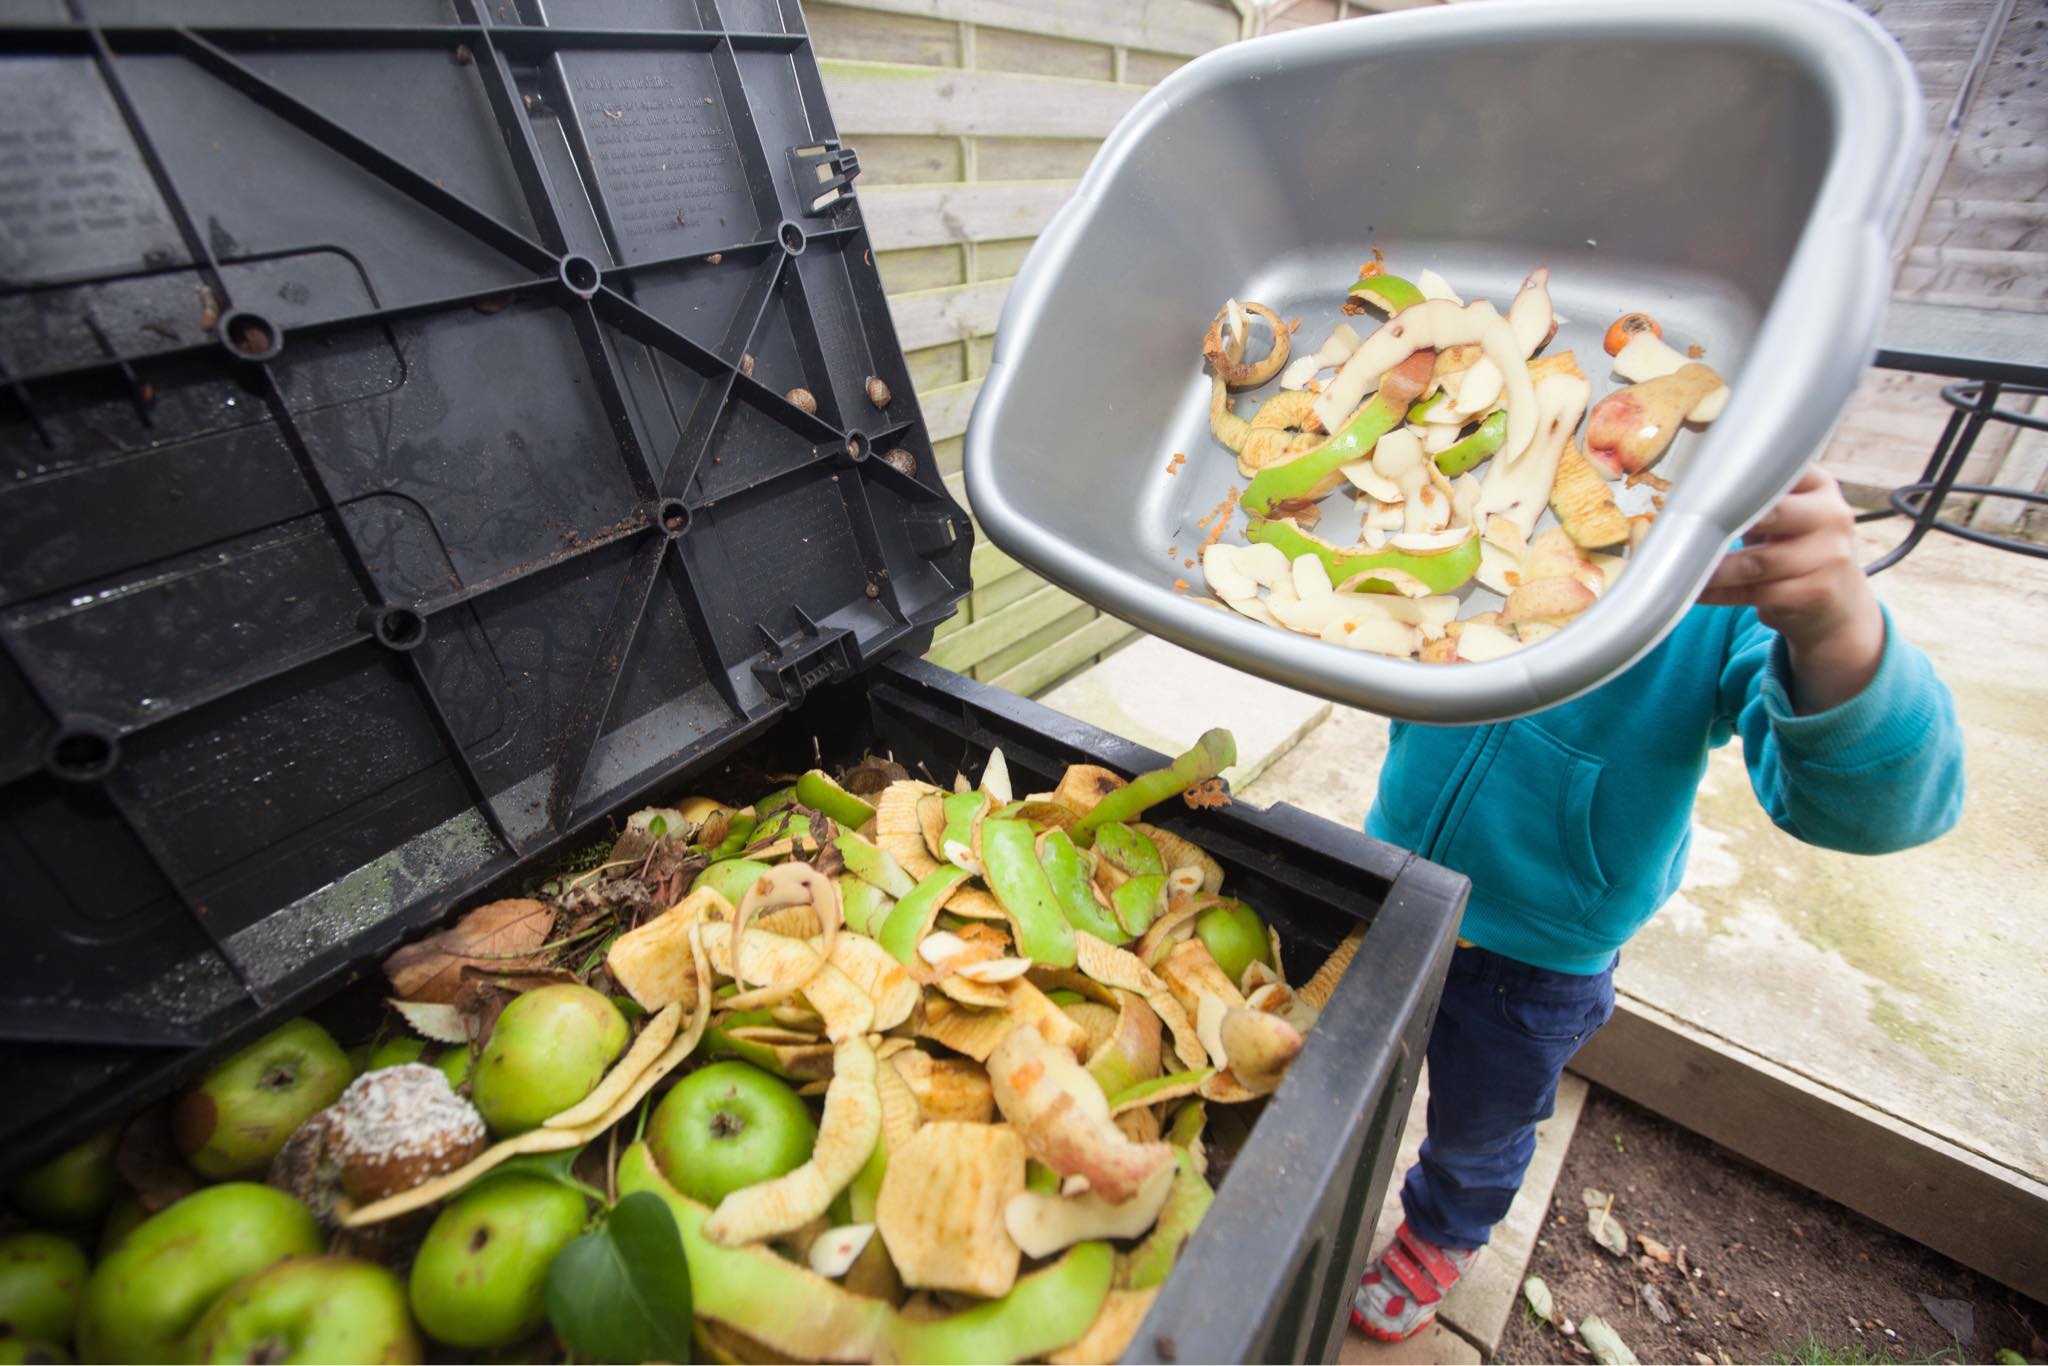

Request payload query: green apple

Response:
[77,1182,321,1363]
[366,1037,427,1070]
[189,1256,420,1365]
[0,1338,69,1364]
[97,1196,148,1261]
[694,858,772,907]
[471,984,626,1135]
[648,1061,817,1207]
[407,1175,585,1349]
[0,1233,86,1345]
[1195,901,1272,987]
[7,1129,117,1225]
[434,1046,473,1091]
[173,1018,354,1179]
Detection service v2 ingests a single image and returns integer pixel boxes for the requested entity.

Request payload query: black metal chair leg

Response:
[1855,403,1968,524]
[1865,381,2002,575]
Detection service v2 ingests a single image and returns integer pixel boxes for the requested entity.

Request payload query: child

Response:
[1351,466,1965,1343]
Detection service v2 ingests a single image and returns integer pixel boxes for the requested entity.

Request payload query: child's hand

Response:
[1697,466,1885,711]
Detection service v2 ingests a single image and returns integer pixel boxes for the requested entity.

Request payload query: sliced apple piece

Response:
[988,1024,1174,1204]
[1456,620,1525,661]
[1003,1156,1176,1259]
[1500,577,1599,627]
[1549,440,1631,547]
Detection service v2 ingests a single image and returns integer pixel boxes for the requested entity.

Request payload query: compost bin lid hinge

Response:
[787,141,860,216]
[753,610,859,705]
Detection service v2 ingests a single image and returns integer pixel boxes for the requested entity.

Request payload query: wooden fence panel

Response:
[813,0,1243,693]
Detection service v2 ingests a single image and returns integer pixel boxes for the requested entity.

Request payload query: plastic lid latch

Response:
[754,615,858,705]
[788,142,861,216]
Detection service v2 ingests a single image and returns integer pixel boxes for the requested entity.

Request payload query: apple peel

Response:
[875,781,945,880]
[1072,933,1209,1070]
[808,1223,877,1279]
[607,885,726,1011]
[1299,925,1364,1011]
[1047,1286,1160,1366]
[875,1120,1027,1298]
[1107,1067,1215,1116]
[543,999,682,1129]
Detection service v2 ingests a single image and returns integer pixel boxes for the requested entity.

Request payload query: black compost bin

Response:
[0,5,1465,1361]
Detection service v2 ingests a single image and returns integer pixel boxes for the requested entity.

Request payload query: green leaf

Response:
[545,1191,695,1365]
[489,1144,607,1207]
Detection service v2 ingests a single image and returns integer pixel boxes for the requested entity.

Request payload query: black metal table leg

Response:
[1865,380,2003,575]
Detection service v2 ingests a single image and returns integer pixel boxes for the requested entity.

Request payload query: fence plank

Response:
[917,376,983,442]
[987,614,1137,696]
[926,581,1082,671]
[808,0,1237,58]
[860,182,1076,251]
[821,61,1145,139]
[888,279,1011,351]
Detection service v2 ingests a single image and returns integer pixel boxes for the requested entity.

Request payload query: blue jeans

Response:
[1400,944,1617,1251]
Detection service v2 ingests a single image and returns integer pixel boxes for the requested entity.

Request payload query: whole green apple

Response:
[6,1129,117,1226]
[0,1337,68,1364]
[649,1060,817,1207]
[172,1018,353,1179]
[1195,901,1272,987]
[97,1197,147,1261]
[434,1046,472,1091]
[471,984,627,1135]
[407,1175,586,1349]
[694,858,772,907]
[0,1233,86,1345]
[366,1037,427,1070]
[189,1256,420,1365]
[76,1182,320,1364]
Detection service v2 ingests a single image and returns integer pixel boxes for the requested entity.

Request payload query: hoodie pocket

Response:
[1436,721,1613,927]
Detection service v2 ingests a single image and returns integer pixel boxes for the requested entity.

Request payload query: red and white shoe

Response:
[1351,1222,1480,1342]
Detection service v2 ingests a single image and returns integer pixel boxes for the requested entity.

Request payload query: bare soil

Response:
[1495,1089,2047,1365]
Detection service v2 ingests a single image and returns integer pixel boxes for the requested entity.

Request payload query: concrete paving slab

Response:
[1238,523,2048,1194]
[1036,635,1330,790]
[1340,1321,1483,1365]
[1619,525,2048,1186]
[1361,1071,1590,1356]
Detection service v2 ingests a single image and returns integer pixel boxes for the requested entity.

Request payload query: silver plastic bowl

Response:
[964,0,1919,723]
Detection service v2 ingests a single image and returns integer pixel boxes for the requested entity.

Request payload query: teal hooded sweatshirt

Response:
[1367,604,1965,975]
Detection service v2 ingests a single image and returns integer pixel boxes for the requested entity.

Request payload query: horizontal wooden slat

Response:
[820,61,1144,139]
[926,581,1081,671]
[917,376,983,442]
[987,613,1136,697]
[887,279,1011,352]
[975,603,1094,681]
[808,0,1237,58]
[969,534,1019,586]
[859,181,1076,251]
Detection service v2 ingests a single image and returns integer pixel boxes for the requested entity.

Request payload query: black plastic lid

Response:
[0,0,969,1151]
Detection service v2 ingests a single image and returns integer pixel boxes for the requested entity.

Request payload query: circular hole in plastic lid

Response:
[658,498,690,536]
[375,606,428,650]
[777,221,806,255]
[47,725,119,782]
[845,431,869,461]
[220,311,282,361]
[559,254,602,298]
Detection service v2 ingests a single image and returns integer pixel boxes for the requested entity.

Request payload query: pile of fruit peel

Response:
[1196,261,1728,662]
[7,730,1364,1366]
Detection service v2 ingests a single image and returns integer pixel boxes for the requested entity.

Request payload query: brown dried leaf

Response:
[384,898,557,1004]
[1639,1234,1673,1264]
[117,1103,196,1213]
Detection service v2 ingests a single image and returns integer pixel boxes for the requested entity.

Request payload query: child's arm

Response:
[1702,466,1965,854]
[1698,466,1885,713]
